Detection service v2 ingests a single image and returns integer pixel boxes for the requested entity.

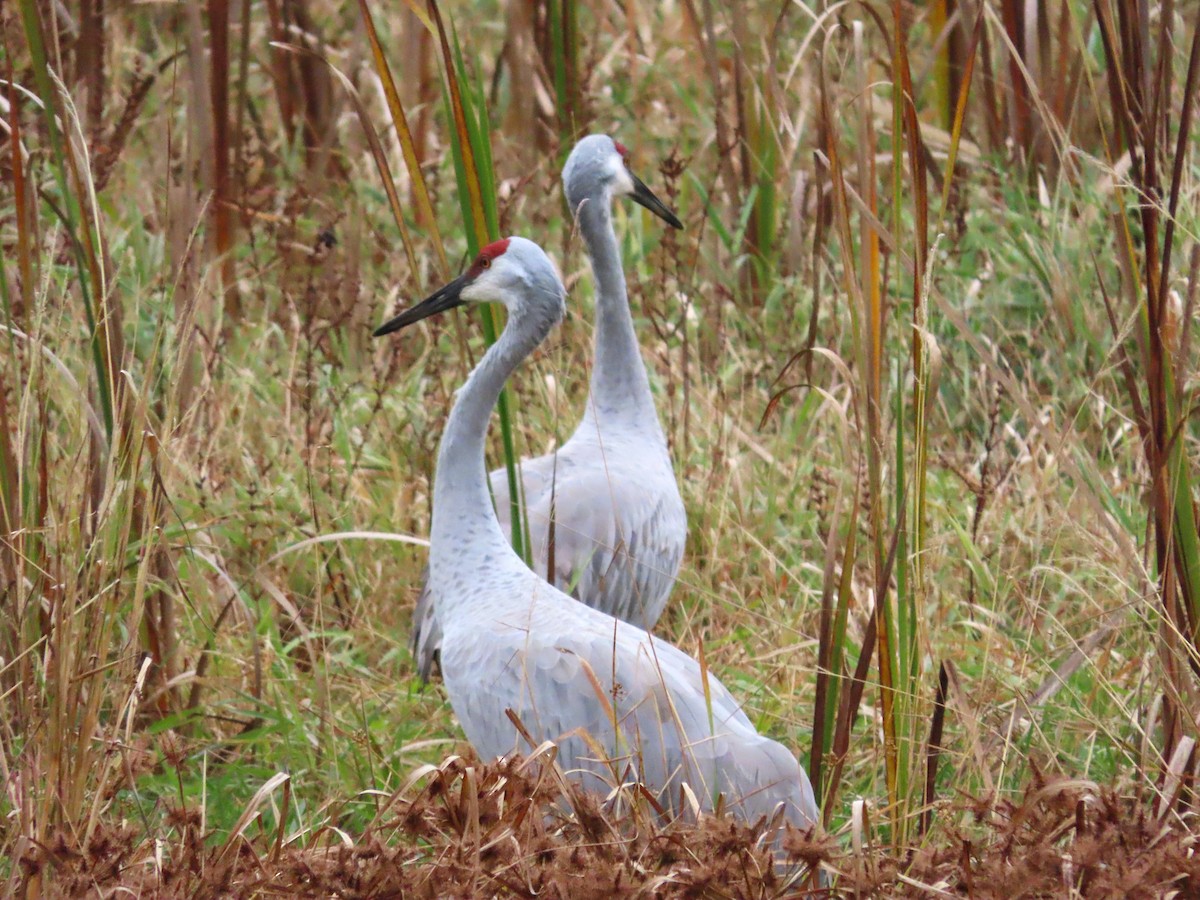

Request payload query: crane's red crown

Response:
[613,140,630,162]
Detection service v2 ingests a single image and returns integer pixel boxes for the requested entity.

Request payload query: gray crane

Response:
[375,236,820,843]
[409,135,688,680]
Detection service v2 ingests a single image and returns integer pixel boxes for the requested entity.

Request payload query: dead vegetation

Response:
[17,756,1198,898]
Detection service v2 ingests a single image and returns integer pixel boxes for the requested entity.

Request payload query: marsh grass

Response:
[2,0,1199,893]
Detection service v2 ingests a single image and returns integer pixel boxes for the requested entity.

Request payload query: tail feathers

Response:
[410,566,443,683]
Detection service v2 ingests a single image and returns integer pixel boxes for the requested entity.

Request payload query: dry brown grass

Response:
[19,756,1200,898]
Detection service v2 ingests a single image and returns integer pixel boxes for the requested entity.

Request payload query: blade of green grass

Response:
[938,6,984,226]
[427,0,527,563]
[357,0,449,280]
[18,0,115,439]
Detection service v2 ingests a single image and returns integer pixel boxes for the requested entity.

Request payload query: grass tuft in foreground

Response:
[18,752,1200,897]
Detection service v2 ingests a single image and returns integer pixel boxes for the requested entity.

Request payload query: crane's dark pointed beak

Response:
[373,273,470,337]
[629,172,684,230]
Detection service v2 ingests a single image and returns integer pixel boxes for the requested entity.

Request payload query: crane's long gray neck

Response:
[430,304,552,593]
[577,197,662,435]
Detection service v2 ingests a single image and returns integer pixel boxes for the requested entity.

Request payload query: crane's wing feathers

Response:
[441,584,817,829]
[409,569,441,682]
[519,462,686,628]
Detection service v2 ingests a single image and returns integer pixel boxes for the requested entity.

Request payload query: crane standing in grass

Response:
[376,236,820,842]
[410,135,688,680]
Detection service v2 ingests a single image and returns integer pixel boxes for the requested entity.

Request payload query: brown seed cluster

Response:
[19,759,1200,898]
[839,773,1200,898]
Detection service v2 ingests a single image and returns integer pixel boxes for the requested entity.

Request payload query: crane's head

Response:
[373,237,566,338]
[563,134,683,230]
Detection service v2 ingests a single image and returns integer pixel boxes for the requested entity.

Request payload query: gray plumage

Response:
[411,135,688,679]
[383,236,820,840]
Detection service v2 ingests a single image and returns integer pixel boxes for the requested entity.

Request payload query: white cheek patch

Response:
[462,259,511,305]
[612,158,636,196]
[461,277,488,303]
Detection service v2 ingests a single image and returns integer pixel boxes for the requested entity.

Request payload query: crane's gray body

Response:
[441,578,819,831]
[417,236,819,834]
[411,135,687,679]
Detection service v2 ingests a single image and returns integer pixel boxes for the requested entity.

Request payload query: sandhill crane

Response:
[409,136,687,680]
[376,236,819,846]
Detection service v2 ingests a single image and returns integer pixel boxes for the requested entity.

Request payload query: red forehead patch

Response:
[479,237,511,260]
[468,237,511,277]
[613,140,629,158]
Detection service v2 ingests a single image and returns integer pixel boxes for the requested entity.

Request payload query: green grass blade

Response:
[428,0,526,564]
[356,0,449,280]
[19,0,114,438]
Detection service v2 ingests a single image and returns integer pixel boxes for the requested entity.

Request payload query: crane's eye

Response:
[480,258,490,269]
